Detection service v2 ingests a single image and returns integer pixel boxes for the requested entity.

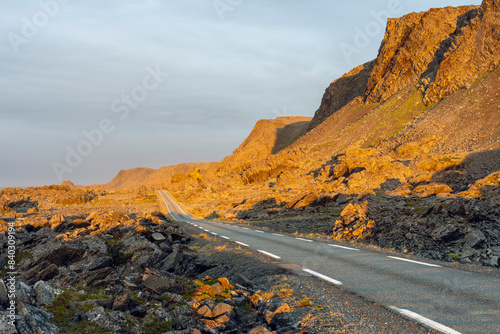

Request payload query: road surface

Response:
[158,190,500,334]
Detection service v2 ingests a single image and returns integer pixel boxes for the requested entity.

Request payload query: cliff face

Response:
[308,60,375,131]
[368,0,500,105]
[311,0,500,129]
[365,5,479,104]
[422,0,500,104]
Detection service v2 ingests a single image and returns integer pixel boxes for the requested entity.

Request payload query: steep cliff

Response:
[308,60,375,130]
[311,0,500,129]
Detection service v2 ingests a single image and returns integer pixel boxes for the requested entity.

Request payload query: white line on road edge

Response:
[203,229,210,232]
[387,256,442,268]
[210,232,218,236]
[296,238,313,242]
[236,241,249,247]
[302,269,342,286]
[258,250,281,259]
[389,307,461,334]
[329,244,360,251]
[255,230,265,233]
[242,227,249,230]
[221,236,230,240]
[272,233,284,237]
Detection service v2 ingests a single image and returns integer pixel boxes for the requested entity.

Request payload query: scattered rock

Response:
[130,306,147,318]
[112,293,130,311]
[0,279,8,308]
[463,229,486,248]
[151,232,166,242]
[33,281,55,306]
[18,302,60,334]
[82,306,121,332]
[211,302,233,317]
[143,272,182,294]
[249,325,273,334]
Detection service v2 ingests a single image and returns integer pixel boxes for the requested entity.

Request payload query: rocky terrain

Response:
[0,187,309,333]
[0,187,438,334]
[108,0,500,271]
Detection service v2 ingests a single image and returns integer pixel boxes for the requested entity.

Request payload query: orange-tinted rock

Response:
[197,305,213,318]
[210,282,224,295]
[211,303,233,317]
[264,310,274,324]
[274,303,292,314]
[249,326,274,334]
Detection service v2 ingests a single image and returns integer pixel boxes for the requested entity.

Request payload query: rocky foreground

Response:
[0,186,314,334]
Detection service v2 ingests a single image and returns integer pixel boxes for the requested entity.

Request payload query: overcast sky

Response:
[0,0,480,187]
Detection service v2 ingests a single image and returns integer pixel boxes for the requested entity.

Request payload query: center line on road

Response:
[296,238,313,242]
[302,269,342,285]
[272,233,284,237]
[255,230,265,233]
[387,256,442,268]
[236,241,249,247]
[389,307,461,334]
[258,250,281,259]
[221,236,230,240]
[329,244,360,251]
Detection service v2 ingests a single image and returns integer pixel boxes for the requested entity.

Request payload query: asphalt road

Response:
[158,190,500,334]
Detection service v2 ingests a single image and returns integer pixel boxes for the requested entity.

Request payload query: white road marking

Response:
[210,232,218,236]
[242,227,249,230]
[329,244,360,251]
[203,229,210,232]
[389,307,461,334]
[302,269,342,286]
[236,241,249,247]
[221,236,230,240]
[272,233,284,237]
[258,250,281,259]
[296,237,313,242]
[387,256,442,268]
[255,230,265,233]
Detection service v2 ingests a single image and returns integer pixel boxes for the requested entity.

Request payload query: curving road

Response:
[158,190,500,334]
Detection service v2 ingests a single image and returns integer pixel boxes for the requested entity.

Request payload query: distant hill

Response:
[103,162,216,191]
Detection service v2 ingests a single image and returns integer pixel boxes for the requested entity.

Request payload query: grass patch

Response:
[449,253,460,260]
[46,294,108,334]
[297,296,313,307]
[142,320,173,334]
[215,245,227,252]
[239,302,254,313]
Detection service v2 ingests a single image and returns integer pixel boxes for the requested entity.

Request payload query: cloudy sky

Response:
[0,0,480,187]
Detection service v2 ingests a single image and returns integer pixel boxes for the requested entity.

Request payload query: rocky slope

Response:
[161,0,500,269]
[312,1,500,128]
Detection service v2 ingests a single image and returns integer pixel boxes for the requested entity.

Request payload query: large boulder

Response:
[17,303,60,334]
